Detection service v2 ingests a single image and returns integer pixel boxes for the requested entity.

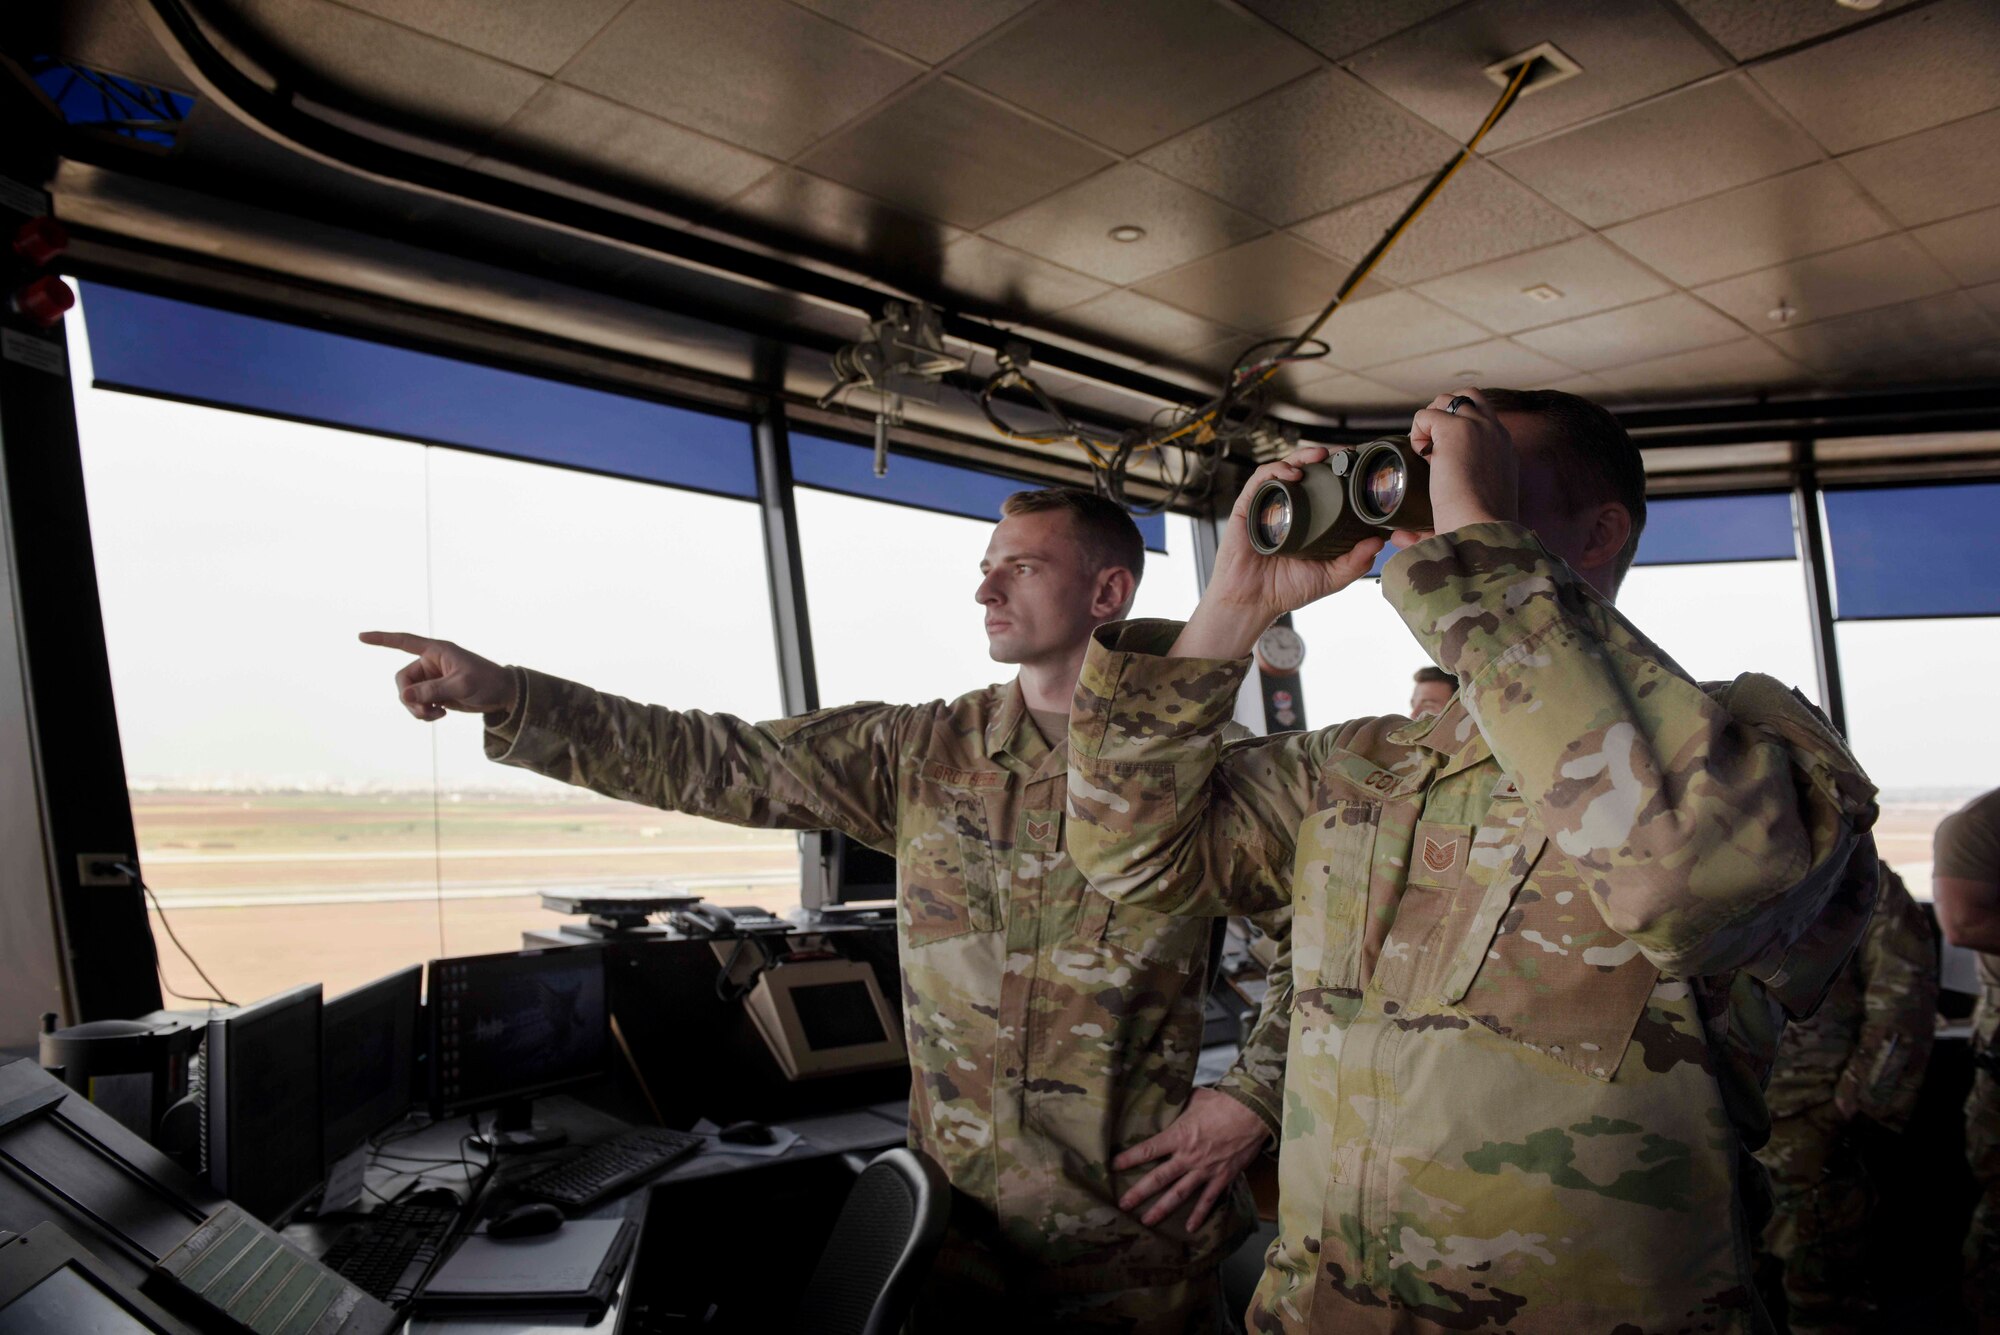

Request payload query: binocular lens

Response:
[1253,490,1293,551]
[1245,436,1429,560]
[1358,453,1407,522]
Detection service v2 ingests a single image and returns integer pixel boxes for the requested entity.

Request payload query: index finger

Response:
[359,630,437,655]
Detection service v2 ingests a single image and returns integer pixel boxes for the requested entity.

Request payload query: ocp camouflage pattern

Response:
[1757,864,1937,1331]
[1066,521,1879,1334]
[484,672,1290,1296]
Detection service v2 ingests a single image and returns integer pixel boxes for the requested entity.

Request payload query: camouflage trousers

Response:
[1758,1102,1874,1334]
[1966,1067,2000,1316]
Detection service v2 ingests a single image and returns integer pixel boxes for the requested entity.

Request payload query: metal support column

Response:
[0,127,159,1021]
[1792,444,1848,736]
[751,347,818,719]
[750,346,840,907]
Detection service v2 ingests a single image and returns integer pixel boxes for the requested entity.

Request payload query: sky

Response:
[64,292,1999,799]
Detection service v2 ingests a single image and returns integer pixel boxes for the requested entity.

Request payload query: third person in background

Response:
[1932,786,2000,1332]
[1408,665,1454,719]
[1757,864,1938,1333]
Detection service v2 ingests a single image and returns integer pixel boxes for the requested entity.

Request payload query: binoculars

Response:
[1248,436,1433,560]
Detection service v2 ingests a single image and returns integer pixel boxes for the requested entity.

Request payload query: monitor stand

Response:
[485,1099,568,1154]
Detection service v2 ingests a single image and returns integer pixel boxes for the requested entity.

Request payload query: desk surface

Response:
[286,1097,908,1333]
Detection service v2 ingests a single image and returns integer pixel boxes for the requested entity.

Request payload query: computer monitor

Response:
[835,834,897,904]
[322,965,422,1166]
[744,957,905,1081]
[200,983,324,1227]
[427,947,608,1151]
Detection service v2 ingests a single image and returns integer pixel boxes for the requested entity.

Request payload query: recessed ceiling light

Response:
[1108,225,1146,243]
[1453,370,1482,382]
[1768,298,1797,325]
[1835,0,1881,11]
[1522,283,1563,303]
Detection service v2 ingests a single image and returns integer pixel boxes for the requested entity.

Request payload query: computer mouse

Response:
[717,1120,777,1146]
[485,1202,566,1238]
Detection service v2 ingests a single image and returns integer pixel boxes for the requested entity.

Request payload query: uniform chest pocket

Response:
[1289,802,1377,992]
[1446,828,1660,1082]
[900,769,1004,946]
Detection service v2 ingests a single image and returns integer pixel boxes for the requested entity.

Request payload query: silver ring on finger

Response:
[1445,395,1473,416]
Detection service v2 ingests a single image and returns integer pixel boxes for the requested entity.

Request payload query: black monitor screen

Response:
[430,949,608,1117]
[205,984,322,1226]
[323,966,421,1163]
[836,836,898,904]
[794,981,887,1051]
[0,1265,161,1335]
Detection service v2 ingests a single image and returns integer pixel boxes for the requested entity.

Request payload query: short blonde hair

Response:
[1000,488,1145,584]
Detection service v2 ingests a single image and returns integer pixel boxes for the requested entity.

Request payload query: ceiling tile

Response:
[1366,338,1575,397]
[1288,371,1421,415]
[1765,291,1998,373]
[1513,294,1745,372]
[950,0,1319,155]
[485,85,775,212]
[331,0,628,74]
[795,80,1113,230]
[1845,336,2000,388]
[1694,234,1955,332]
[1750,0,2000,155]
[982,164,1267,285]
[1496,77,1821,228]
[932,237,1109,320]
[1414,237,1670,334]
[1134,234,1380,332]
[556,0,921,158]
[1141,71,1457,226]
[1840,106,2000,227]
[1674,0,1919,62]
[1600,163,1895,287]
[788,0,1036,63]
[1044,290,1241,361]
[718,168,962,275]
[60,0,200,90]
[1237,0,1460,61]
[1968,282,2000,322]
[1916,208,2000,287]
[1588,338,1812,399]
[1346,0,1722,153]
[1291,161,1582,285]
[1305,290,1488,370]
[226,0,545,140]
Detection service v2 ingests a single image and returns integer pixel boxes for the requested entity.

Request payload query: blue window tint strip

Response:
[791,432,1169,553]
[1824,484,2000,620]
[30,60,194,147]
[1634,494,1796,566]
[80,283,757,499]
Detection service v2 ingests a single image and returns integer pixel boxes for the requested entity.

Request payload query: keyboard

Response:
[319,1197,461,1306]
[517,1127,704,1209]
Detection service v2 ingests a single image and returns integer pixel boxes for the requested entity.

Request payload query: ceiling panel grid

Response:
[47,0,2000,425]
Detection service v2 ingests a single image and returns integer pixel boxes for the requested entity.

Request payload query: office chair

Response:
[793,1147,949,1335]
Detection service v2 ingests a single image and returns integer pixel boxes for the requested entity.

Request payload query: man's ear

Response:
[1095,566,1137,619]
[1580,502,1633,575]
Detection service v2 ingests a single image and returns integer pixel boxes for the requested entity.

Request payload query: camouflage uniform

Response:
[484,670,1291,1329]
[1067,522,1879,1334]
[1939,788,2000,1316]
[1756,865,1937,1332]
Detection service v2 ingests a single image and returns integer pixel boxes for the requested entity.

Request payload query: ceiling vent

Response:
[1484,42,1583,96]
